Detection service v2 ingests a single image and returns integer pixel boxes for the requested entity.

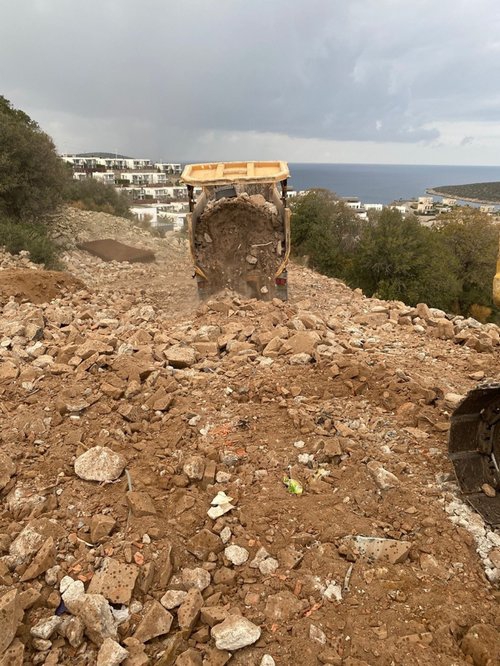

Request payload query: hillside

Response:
[428,181,500,203]
[0,208,499,665]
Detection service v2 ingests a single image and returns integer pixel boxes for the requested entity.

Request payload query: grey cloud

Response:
[0,0,499,156]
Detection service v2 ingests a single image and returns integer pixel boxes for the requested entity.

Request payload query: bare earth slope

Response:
[0,208,499,665]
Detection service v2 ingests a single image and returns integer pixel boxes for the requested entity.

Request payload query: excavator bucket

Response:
[449,383,500,527]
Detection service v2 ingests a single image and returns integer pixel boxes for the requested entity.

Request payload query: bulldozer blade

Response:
[466,494,500,528]
[448,383,500,527]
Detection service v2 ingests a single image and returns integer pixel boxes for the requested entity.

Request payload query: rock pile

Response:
[0,218,500,664]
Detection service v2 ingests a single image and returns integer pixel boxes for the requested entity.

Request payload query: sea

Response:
[288,163,500,205]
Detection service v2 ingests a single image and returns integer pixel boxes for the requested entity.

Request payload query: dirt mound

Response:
[0,269,85,304]
[195,194,285,296]
[78,239,156,263]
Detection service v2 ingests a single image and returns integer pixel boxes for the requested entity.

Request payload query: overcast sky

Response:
[2,0,500,165]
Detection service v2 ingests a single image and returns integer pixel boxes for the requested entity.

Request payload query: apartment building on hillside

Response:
[61,154,181,176]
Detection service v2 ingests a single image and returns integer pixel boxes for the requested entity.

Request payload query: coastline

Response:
[426,188,500,205]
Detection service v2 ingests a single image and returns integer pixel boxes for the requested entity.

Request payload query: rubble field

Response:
[0,207,500,666]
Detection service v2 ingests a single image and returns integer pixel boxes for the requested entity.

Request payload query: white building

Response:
[155,162,182,174]
[391,204,409,215]
[118,171,168,186]
[344,197,362,210]
[131,205,158,224]
[417,196,434,214]
[92,171,116,185]
[121,185,194,200]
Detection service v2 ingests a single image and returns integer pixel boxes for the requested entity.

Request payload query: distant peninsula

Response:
[427,181,500,204]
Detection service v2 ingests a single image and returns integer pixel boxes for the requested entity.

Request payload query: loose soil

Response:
[0,269,85,305]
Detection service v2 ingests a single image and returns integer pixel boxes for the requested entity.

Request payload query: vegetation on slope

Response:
[0,97,133,267]
[0,96,68,266]
[430,181,500,203]
[64,177,133,218]
[291,190,500,320]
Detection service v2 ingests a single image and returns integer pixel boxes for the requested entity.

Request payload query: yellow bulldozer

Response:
[448,261,500,527]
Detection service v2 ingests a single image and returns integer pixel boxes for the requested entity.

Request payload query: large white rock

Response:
[211,615,261,650]
[224,545,249,566]
[74,446,126,482]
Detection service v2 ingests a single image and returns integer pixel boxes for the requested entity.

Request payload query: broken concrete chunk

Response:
[277,545,303,570]
[224,544,249,566]
[186,529,222,561]
[283,331,321,356]
[260,656,276,666]
[76,593,118,646]
[181,567,211,591]
[96,638,129,666]
[165,345,197,369]
[20,536,55,581]
[0,589,23,654]
[183,456,205,481]
[60,576,117,646]
[211,615,261,651]
[0,452,16,490]
[60,575,85,611]
[200,606,230,627]
[264,591,301,622]
[65,616,85,648]
[176,648,203,665]
[90,514,116,542]
[160,589,187,610]
[367,461,400,490]
[0,360,19,381]
[9,524,46,566]
[133,600,173,643]
[258,557,279,575]
[177,588,204,632]
[342,535,411,564]
[30,615,62,640]
[74,446,126,482]
[0,638,24,666]
[249,546,270,569]
[126,491,157,517]
[87,558,139,604]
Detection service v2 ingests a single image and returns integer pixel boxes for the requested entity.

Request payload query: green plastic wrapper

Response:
[283,476,303,495]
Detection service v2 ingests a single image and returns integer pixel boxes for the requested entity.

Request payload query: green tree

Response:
[351,207,461,310]
[0,96,68,221]
[435,207,499,315]
[291,189,361,279]
[63,177,132,218]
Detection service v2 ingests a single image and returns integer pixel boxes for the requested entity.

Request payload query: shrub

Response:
[64,178,132,218]
[0,215,61,268]
[0,96,68,221]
